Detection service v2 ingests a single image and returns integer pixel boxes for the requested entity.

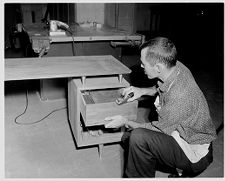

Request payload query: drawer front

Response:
[80,90,138,126]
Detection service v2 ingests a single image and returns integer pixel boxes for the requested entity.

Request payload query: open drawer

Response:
[80,88,138,127]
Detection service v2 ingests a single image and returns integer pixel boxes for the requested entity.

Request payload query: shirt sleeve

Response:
[154,89,195,136]
[141,122,164,132]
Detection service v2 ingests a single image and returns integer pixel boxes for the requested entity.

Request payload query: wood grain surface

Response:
[5,55,131,81]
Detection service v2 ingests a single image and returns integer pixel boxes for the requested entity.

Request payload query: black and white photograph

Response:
[3,1,224,179]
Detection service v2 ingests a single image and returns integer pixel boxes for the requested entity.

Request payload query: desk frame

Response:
[5,55,136,158]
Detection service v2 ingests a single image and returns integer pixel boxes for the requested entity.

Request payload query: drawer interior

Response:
[81,88,122,104]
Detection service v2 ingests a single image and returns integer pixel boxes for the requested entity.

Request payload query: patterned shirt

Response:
[144,61,217,145]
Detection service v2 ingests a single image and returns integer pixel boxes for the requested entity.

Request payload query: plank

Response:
[5,55,131,81]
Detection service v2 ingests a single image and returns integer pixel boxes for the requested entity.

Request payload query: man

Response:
[104,37,217,177]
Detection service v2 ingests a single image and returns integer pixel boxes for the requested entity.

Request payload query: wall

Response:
[19,3,136,31]
[135,4,151,31]
[21,4,46,24]
[104,3,135,33]
[5,4,22,48]
[117,3,135,33]
[76,3,104,23]
[104,4,116,28]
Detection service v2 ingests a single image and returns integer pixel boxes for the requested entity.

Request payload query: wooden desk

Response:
[5,55,138,157]
[23,23,144,100]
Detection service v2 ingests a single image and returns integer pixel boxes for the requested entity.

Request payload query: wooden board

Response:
[5,55,131,81]
[68,78,83,145]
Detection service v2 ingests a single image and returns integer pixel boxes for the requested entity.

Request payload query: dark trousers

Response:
[121,128,213,178]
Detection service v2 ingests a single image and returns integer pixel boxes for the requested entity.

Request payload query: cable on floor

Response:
[14,26,74,125]
[14,90,67,125]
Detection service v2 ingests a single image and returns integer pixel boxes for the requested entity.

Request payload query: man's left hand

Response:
[104,115,128,128]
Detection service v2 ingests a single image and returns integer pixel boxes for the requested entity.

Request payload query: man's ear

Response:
[155,63,163,73]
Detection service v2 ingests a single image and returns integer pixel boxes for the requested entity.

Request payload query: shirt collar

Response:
[157,64,180,93]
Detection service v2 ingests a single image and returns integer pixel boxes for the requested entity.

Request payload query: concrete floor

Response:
[4,49,224,178]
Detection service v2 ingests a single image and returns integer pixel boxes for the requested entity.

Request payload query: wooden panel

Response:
[5,55,131,81]
[79,91,87,122]
[68,78,83,145]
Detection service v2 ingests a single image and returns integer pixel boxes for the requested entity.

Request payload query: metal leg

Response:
[81,76,86,85]
[118,74,123,83]
[98,144,103,159]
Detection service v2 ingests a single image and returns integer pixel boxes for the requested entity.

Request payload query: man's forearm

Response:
[125,120,161,132]
[140,86,157,96]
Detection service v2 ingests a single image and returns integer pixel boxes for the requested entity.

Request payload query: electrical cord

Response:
[67,27,75,56]
[59,25,75,56]
[14,24,74,125]
[14,90,66,125]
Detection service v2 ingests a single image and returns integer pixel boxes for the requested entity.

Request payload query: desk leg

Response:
[39,79,67,101]
[39,80,48,101]
[98,144,104,159]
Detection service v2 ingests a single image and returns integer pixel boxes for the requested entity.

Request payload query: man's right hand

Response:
[121,86,143,102]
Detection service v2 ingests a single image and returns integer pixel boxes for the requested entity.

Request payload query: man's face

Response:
[140,48,158,79]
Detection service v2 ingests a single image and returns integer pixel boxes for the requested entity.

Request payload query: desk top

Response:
[24,23,143,43]
[5,55,131,81]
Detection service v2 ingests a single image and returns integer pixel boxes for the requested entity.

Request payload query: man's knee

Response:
[129,128,164,148]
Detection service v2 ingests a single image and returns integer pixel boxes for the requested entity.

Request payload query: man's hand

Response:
[104,115,128,128]
[121,86,143,102]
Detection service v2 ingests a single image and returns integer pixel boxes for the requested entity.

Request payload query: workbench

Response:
[23,23,144,101]
[5,55,138,157]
